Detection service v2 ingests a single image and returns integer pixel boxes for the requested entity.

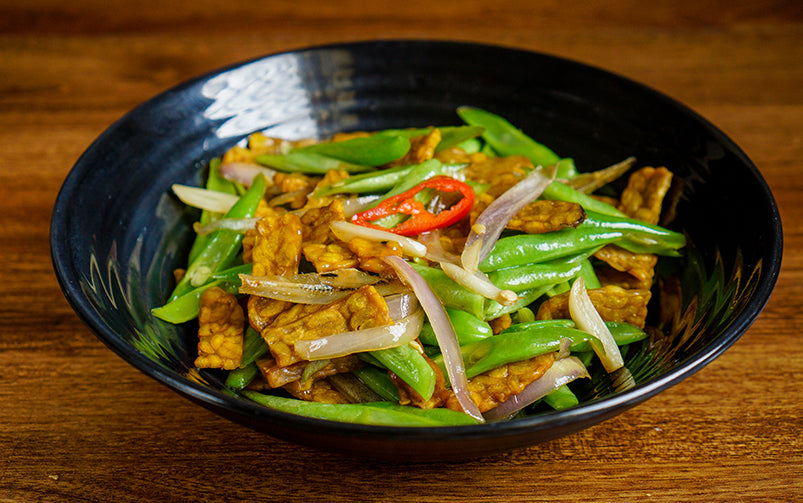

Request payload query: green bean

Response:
[371,188,432,229]
[353,366,400,402]
[483,285,554,320]
[441,325,597,379]
[486,250,595,292]
[188,158,239,263]
[225,362,258,390]
[542,180,626,217]
[514,307,536,324]
[376,125,485,153]
[480,210,684,272]
[153,278,228,323]
[500,320,648,351]
[374,127,435,139]
[546,282,571,297]
[223,327,269,390]
[418,308,493,347]
[575,351,594,367]
[435,320,646,380]
[168,174,267,301]
[369,344,436,400]
[240,392,479,426]
[436,126,485,152]
[408,263,486,320]
[313,164,415,197]
[456,106,576,177]
[365,401,480,424]
[457,137,482,154]
[291,135,411,166]
[480,227,621,272]
[480,142,497,157]
[152,263,251,323]
[500,319,577,331]
[241,326,268,367]
[255,151,374,174]
[357,352,385,369]
[543,385,579,410]
[578,258,601,289]
[366,160,466,209]
[582,210,686,256]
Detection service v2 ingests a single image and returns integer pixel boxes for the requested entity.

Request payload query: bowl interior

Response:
[51,40,782,460]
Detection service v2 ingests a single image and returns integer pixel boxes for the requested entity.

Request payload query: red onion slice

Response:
[440,262,518,306]
[172,184,239,213]
[318,268,383,289]
[382,255,485,423]
[419,229,461,265]
[331,221,427,258]
[568,277,624,372]
[219,162,277,187]
[461,164,557,272]
[239,273,350,304]
[483,356,590,422]
[193,217,260,235]
[296,308,424,361]
[383,292,418,320]
[341,195,382,218]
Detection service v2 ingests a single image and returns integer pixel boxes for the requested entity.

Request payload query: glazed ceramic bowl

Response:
[51,40,782,461]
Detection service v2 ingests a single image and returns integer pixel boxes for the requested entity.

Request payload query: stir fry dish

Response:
[153,107,685,426]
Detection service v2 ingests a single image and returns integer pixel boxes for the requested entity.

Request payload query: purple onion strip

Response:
[483,356,590,422]
[461,164,557,272]
[382,255,485,423]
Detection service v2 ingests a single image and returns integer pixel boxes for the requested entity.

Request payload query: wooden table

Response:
[2,1,801,501]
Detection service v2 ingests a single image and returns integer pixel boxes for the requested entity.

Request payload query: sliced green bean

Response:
[457,137,482,154]
[543,385,579,410]
[292,135,411,166]
[168,174,267,301]
[437,325,597,379]
[514,307,536,324]
[479,226,622,272]
[456,106,575,177]
[370,344,436,401]
[436,126,486,152]
[188,158,239,263]
[240,392,479,426]
[353,366,400,402]
[313,163,415,197]
[480,210,684,272]
[578,258,602,289]
[241,326,268,367]
[409,263,486,320]
[366,401,480,424]
[435,320,646,381]
[255,151,374,174]
[418,308,493,347]
[487,250,595,292]
[366,160,466,209]
[225,362,258,390]
[583,210,687,256]
[542,180,626,217]
[483,285,554,321]
[376,125,485,153]
[152,278,229,324]
[152,263,250,323]
[500,319,648,351]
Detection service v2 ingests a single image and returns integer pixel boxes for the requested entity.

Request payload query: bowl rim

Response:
[50,38,784,442]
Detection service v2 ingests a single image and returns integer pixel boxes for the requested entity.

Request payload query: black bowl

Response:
[51,40,782,461]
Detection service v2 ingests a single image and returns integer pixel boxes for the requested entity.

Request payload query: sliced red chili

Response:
[351,176,475,236]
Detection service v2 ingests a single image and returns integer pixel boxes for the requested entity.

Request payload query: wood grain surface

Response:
[1,1,801,501]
